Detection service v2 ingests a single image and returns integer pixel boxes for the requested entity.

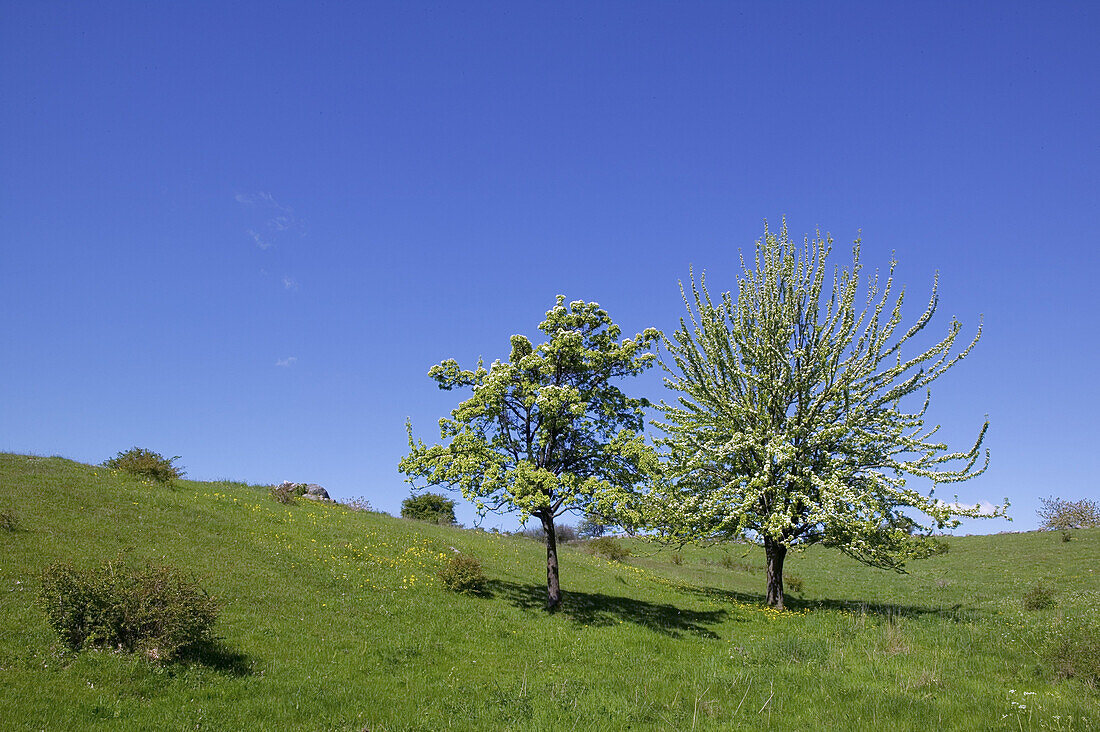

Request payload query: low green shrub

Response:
[38,558,218,662]
[0,508,19,532]
[1045,620,1100,687]
[670,552,684,566]
[102,447,183,483]
[437,554,486,594]
[401,493,456,525]
[1022,581,1057,611]
[584,537,630,562]
[784,573,805,593]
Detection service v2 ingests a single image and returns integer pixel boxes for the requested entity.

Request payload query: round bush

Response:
[401,493,456,525]
[584,537,630,562]
[102,447,184,483]
[437,554,486,594]
[38,559,218,662]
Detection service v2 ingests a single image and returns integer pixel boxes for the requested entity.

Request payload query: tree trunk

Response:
[764,538,787,610]
[540,513,561,611]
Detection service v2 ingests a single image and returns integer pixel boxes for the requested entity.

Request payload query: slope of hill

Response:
[1,453,1097,730]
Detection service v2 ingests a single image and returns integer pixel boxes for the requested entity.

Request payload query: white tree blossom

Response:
[650,221,1006,609]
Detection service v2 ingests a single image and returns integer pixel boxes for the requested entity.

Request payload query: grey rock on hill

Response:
[277,481,332,501]
[302,483,330,501]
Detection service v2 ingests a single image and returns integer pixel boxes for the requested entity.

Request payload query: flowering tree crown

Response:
[652,221,1005,570]
[400,296,661,526]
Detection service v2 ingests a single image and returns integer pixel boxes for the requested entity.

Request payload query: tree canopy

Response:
[399,296,660,609]
[649,222,1005,608]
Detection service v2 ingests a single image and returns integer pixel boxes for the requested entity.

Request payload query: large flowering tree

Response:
[652,222,1006,609]
[400,297,660,610]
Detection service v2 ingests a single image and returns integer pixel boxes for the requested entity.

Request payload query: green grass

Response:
[1,452,1097,730]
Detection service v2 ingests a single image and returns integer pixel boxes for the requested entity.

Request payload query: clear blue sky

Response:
[2,2,1097,533]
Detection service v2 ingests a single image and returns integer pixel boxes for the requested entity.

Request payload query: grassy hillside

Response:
[1,452,1097,730]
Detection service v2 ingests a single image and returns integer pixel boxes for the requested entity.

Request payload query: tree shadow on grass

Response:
[670,581,973,622]
[484,579,727,638]
[620,568,969,619]
[175,640,253,676]
[787,596,974,622]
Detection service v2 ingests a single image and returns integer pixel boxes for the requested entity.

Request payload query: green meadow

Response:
[1,452,1097,730]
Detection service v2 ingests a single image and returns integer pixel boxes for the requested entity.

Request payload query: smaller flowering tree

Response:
[1037,496,1100,532]
[400,296,660,610]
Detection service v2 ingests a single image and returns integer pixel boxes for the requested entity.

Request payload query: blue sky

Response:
[2,2,1097,533]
